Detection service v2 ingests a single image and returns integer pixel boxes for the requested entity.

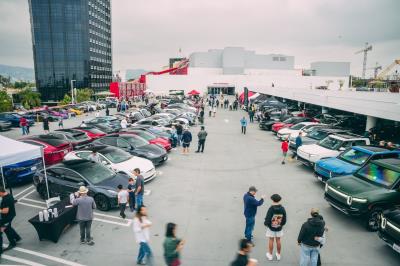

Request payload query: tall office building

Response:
[28,0,112,101]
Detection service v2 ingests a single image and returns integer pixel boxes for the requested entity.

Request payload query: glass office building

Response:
[29,0,112,101]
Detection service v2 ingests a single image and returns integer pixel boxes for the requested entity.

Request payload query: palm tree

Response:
[19,89,41,109]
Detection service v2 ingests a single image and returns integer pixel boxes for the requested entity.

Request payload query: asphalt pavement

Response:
[1,107,400,265]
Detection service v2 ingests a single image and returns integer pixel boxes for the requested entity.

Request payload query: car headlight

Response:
[324,183,329,192]
[107,189,118,195]
[352,197,367,203]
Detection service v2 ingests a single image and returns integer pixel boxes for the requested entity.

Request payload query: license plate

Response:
[393,243,400,253]
[31,166,37,171]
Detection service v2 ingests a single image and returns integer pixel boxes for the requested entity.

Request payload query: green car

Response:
[324,158,400,231]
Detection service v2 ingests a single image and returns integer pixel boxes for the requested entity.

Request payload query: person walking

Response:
[80,121,87,127]
[133,206,153,265]
[208,104,212,117]
[72,186,96,245]
[58,116,64,129]
[243,186,265,244]
[181,127,192,154]
[240,117,248,135]
[199,107,205,124]
[292,131,303,159]
[0,187,22,255]
[133,168,144,209]
[231,239,258,266]
[281,138,289,164]
[105,106,110,116]
[43,116,50,133]
[163,223,185,266]
[19,116,28,135]
[127,178,136,212]
[248,109,254,123]
[195,126,208,153]
[175,124,183,146]
[117,184,129,219]
[212,105,217,117]
[297,208,325,266]
[264,194,287,261]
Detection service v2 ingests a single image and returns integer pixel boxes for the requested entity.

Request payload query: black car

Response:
[46,129,93,150]
[378,208,400,254]
[0,120,12,131]
[93,134,168,165]
[33,160,129,211]
[85,123,119,134]
[85,116,122,130]
[334,115,366,135]
[259,115,291,130]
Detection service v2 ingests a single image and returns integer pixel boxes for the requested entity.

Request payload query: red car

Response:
[272,117,312,133]
[120,130,172,151]
[20,137,72,166]
[74,127,107,140]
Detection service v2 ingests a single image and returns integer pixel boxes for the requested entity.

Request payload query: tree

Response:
[0,91,13,112]
[19,88,41,109]
[60,94,72,105]
[76,88,93,103]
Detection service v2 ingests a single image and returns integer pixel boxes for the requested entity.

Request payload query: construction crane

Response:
[376,59,400,80]
[367,62,382,78]
[355,42,373,79]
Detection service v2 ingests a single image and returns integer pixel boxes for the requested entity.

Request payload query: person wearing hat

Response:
[73,186,96,245]
[297,208,325,266]
[243,186,265,243]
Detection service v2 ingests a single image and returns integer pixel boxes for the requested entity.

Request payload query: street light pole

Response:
[70,80,76,104]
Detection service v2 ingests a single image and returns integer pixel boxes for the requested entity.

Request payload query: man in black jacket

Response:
[297,208,325,266]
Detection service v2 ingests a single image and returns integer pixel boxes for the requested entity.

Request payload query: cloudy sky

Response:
[0,0,399,77]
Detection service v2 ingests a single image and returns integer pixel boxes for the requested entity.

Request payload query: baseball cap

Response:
[248,186,257,192]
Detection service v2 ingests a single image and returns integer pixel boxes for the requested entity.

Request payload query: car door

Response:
[55,168,87,198]
[44,167,68,197]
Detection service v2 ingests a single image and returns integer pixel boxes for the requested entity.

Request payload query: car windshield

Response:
[318,136,343,150]
[72,162,115,185]
[356,162,400,189]
[290,123,305,130]
[102,149,132,163]
[339,149,370,165]
[71,132,89,140]
[307,130,329,140]
[123,136,148,148]
[283,118,295,123]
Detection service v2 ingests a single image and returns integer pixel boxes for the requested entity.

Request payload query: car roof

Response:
[370,158,400,172]
[315,127,348,133]
[353,146,391,153]
[24,136,69,147]
[330,133,365,140]
[56,159,94,168]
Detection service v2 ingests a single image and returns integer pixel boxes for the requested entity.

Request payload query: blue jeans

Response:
[137,242,153,264]
[136,194,143,209]
[244,216,255,240]
[300,244,319,266]
[21,126,27,135]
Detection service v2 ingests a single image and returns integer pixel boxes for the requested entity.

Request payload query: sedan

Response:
[33,160,129,211]
[0,120,12,131]
[48,129,93,150]
[0,113,34,127]
[92,134,168,165]
[64,146,156,182]
[20,137,72,166]
[121,130,172,151]
[271,117,312,133]
[74,127,107,140]
[85,116,122,130]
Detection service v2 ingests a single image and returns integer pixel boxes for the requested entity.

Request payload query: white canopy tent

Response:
[0,135,50,198]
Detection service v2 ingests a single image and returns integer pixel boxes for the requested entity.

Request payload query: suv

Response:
[324,158,400,231]
[378,208,400,254]
[315,146,400,182]
[297,134,370,167]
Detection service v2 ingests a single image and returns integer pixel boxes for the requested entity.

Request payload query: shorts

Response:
[182,142,190,148]
[266,228,283,238]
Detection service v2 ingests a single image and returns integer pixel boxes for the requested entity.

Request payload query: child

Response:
[264,194,287,261]
[117,184,129,219]
[58,116,64,128]
[281,138,289,164]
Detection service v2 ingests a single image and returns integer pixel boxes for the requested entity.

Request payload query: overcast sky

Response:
[0,0,399,77]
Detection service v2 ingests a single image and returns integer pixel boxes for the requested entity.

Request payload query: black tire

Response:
[95,194,110,211]
[366,207,383,231]
[37,184,48,200]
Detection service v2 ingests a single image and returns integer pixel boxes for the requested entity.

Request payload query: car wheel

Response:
[37,184,48,200]
[95,194,110,211]
[366,207,383,231]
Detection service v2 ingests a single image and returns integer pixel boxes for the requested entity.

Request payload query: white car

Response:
[296,134,370,167]
[277,122,321,140]
[64,146,157,182]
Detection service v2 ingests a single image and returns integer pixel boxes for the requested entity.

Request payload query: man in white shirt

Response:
[88,150,100,163]
[117,184,129,219]
[120,118,128,129]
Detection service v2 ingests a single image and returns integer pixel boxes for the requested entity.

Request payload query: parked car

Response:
[74,127,107,140]
[2,158,42,187]
[68,107,84,115]
[47,129,93,150]
[85,123,119,134]
[167,103,196,113]
[33,159,129,211]
[85,116,122,130]
[0,112,34,127]
[129,111,146,123]
[259,115,291,131]
[139,109,152,118]
[0,120,12,131]
[297,134,370,167]
[324,158,400,231]
[334,115,366,135]
[276,122,321,141]
[33,111,59,122]
[271,117,312,133]
[122,129,172,151]
[64,145,156,182]
[378,208,400,254]
[315,146,400,182]
[313,113,338,124]
[20,137,72,165]
[92,134,168,165]
[133,117,170,127]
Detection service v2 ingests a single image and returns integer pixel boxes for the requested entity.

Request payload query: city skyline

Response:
[0,0,399,77]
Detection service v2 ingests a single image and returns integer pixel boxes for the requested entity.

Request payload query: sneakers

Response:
[87,240,95,246]
[276,253,281,261]
[266,253,273,261]
[80,240,86,244]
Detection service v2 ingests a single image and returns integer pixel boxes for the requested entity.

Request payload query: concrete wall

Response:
[311,61,350,77]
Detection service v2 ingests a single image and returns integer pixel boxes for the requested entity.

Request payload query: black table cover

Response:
[28,199,77,243]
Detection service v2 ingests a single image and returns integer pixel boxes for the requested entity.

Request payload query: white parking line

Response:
[2,254,46,266]
[21,198,47,205]
[143,190,151,196]
[94,217,131,227]
[17,201,44,209]
[14,185,34,198]
[19,189,36,200]
[93,212,126,220]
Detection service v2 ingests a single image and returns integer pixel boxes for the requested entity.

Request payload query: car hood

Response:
[328,176,386,197]
[299,144,336,156]
[115,156,154,173]
[136,144,166,156]
[317,158,358,174]
[95,173,129,190]
[278,128,297,135]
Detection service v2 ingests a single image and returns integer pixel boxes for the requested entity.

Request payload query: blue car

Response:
[314,146,400,182]
[3,158,43,187]
[0,112,35,127]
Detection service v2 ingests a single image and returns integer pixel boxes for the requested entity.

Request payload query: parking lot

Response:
[1,107,400,265]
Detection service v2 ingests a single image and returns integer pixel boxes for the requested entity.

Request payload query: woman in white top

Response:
[120,118,128,129]
[133,206,153,265]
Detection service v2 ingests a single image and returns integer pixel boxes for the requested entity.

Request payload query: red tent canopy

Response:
[239,91,255,103]
[188,90,200,95]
